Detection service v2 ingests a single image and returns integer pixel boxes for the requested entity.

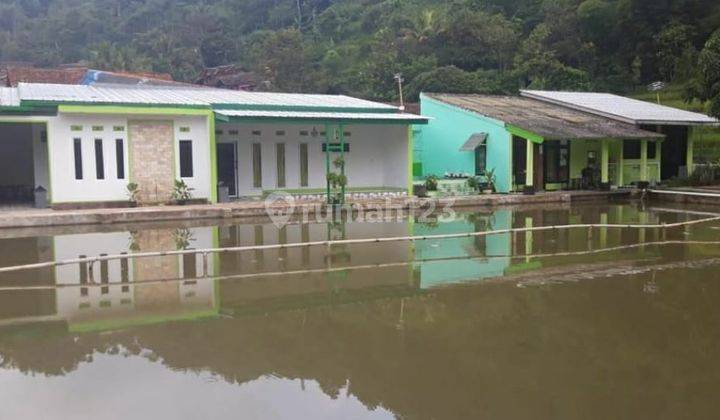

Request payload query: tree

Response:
[686,29,720,117]
[513,24,590,91]
[655,23,697,81]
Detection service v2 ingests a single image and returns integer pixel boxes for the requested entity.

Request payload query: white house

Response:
[0,83,427,208]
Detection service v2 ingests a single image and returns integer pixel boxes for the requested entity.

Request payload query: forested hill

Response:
[1,0,720,109]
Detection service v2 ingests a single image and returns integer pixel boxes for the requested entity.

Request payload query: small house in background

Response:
[0,64,180,87]
[195,65,263,91]
[416,91,718,193]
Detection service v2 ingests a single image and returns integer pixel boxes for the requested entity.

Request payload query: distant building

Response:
[195,65,263,91]
[0,64,181,87]
[416,91,719,192]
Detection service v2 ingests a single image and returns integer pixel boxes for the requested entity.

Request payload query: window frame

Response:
[73,138,83,180]
[179,140,194,178]
[252,143,262,188]
[94,138,105,180]
[276,143,286,188]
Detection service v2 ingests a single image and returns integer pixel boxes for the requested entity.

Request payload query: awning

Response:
[214,109,429,124]
[459,133,487,151]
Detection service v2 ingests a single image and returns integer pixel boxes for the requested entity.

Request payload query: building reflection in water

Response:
[0,203,683,332]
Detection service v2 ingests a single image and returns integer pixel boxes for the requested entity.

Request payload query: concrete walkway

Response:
[0,190,632,229]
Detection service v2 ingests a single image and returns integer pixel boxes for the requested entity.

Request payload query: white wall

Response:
[217,122,409,196]
[54,226,216,323]
[31,123,50,191]
[174,115,212,200]
[48,113,211,203]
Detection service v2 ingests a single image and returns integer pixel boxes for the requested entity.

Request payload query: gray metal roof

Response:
[459,133,486,151]
[17,83,397,110]
[0,88,20,107]
[521,90,719,126]
[426,93,664,140]
[215,109,428,123]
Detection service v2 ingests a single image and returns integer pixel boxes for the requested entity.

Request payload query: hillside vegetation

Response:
[1,0,719,108]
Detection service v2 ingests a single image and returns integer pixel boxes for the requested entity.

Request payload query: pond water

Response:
[1,201,720,419]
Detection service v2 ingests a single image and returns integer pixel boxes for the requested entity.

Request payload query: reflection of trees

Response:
[2,262,720,418]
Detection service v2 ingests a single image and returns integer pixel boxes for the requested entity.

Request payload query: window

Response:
[179,140,194,178]
[252,143,262,188]
[73,138,83,180]
[300,143,309,187]
[94,139,105,180]
[544,141,570,183]
[179,126,190,133]
[474,144,486,176]
[276,143,286,188]
[623,140,656,160]
[115,139,125,179]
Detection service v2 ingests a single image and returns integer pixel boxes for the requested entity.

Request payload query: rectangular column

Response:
[640,139,648,182]
[687,134,694,176]
[618,139,624,187]
[601,139,609,184]
[525,139,534,187]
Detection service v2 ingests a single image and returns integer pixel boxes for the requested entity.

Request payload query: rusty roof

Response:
[5,67,87,86]
[425,93,664,140]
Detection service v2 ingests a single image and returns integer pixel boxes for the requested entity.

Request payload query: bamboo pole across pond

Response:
[3,239,720,293]
[1,215,719,275]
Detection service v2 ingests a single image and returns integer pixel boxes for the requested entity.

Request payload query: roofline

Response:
[215,114,429,125]
[24,100,401,114]
[422,92,665,140]
[520,90,720,126]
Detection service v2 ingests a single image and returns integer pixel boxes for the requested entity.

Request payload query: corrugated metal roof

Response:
[521,90,719,125]
[17,83,398,110]
[215,109,428,123]
[0,87,20,107]
[426,93,664,140]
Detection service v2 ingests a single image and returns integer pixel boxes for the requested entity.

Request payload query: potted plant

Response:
[172,179,194,205]
[483,168,497,194]
[425,175,438,192]
[467,176,485,194]
[126,182,140,207]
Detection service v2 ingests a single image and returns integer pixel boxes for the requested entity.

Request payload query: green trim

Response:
[325,124,331,203]
[212,103,399,113]
[58,104,213,116]
[68,310,220,333]
[44,121,52,203]
[507,124,544,144]
[407,125,413,194]
[220,116,427,125]
[208,115,218,203]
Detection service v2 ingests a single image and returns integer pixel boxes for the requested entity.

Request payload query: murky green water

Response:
[1,201,720,419]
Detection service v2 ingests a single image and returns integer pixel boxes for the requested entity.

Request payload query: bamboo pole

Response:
[1,216,719,275]
[4,239,720,292]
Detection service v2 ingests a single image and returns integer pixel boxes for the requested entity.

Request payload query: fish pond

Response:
[1,201,719,419]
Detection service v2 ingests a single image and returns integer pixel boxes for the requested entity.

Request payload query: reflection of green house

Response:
[414,210,512,288]
[417,92,718,192]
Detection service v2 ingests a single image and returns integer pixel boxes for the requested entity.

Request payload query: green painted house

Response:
[416,91,718,192]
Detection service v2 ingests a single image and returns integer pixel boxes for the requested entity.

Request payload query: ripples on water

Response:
[1,201,719,420]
